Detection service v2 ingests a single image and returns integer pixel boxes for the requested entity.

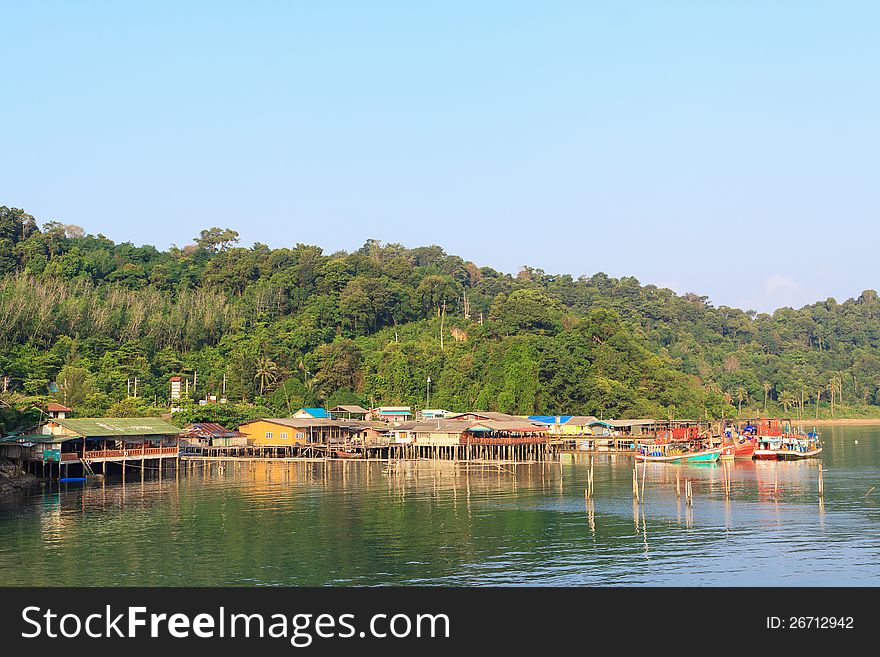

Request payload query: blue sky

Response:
[2,1,877,312]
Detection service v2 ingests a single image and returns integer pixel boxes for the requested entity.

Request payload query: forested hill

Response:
[2,205,879,431]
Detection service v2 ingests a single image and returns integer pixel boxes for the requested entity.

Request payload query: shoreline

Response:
[807,418,880,426]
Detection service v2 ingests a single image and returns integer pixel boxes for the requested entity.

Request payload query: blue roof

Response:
[528,415,574,425]
[300,408,330,418]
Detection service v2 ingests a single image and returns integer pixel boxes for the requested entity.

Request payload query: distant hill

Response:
[2,205,878,430]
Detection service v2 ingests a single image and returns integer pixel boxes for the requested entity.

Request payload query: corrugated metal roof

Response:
[183,423,246,438]
[297,408,330,418]
[610,419,656,427]
[330,405,369,414]
[471,420,549,433]
[528,415,574,424]
[0,435,77,444]
[53,418,182,437]
[448,411,523,422]
[565,416,599,426]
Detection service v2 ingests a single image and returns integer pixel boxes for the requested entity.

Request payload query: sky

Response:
[1,1,878,313]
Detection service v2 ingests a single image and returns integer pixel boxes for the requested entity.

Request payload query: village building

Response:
[329,405,369,420]
[367,406,412,423]
[528,415,601,435]
[1,417,182,479]
[609,419,657,436]
[46,403,71,420]
[292,407,331,419]
[417,408,455,419]
[180,422,248,455]
[392,420,473,446]
[446,410,535,423]
[236,417,391,457]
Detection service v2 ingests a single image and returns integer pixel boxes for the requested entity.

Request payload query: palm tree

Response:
[254,356,279,395]
[736,386,746,418]
[304,373,323,405]
[779,391,795,415]
[762,382,772,414]
[722,392,733,419]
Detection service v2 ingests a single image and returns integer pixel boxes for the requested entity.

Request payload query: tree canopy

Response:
[1,205,879,431]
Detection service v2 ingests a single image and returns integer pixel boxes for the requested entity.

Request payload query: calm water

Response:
[1,425,879,586]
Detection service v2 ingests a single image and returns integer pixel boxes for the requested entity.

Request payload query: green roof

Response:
[54,418,182,437]
[0,434,77,444]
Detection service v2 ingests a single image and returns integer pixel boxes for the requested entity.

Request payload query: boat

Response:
[634,443,722,463]
[721,440,755,460]
[754,435,822,460]
[720,429,757,460]
[333,449,361,459]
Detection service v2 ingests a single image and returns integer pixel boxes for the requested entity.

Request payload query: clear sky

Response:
[2,1,877,313]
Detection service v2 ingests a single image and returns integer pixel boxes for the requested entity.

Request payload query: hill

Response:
[2,205,878,430]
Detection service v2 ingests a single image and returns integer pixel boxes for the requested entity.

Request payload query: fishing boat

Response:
[720,424,757,460]
[753,434,822,460]
[333,449,361,459]
[721,438,755,460]
[634,443,722,463]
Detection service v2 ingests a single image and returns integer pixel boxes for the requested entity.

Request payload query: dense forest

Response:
[2,205,879,432]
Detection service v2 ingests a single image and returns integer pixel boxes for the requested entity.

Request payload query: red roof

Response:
[170,376,182,382]
[47,403,72,412]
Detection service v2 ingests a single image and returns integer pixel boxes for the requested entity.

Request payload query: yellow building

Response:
[239,418,368,446]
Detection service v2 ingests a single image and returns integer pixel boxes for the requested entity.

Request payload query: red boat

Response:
[721,437,756,459]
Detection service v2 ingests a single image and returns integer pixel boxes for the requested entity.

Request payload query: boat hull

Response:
[634,448,721,463]
[754,447,822,461]
[722,440,756,460]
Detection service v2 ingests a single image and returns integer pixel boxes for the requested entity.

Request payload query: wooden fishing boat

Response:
[753,435,822,461]
[634,444,721,463]
[333,449,361,459]
[721,437,756,460]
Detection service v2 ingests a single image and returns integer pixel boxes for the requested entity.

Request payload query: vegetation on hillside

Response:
[2,205,879,431]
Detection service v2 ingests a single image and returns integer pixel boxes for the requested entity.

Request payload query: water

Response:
[1,426,879,586]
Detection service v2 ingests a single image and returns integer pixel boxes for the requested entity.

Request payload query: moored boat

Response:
[635,444,721,463]
[721,437,756,460]
[753,434,822,461]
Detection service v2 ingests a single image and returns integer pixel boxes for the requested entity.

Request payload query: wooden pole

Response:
[818,466,824,498]
[640,455,647,499]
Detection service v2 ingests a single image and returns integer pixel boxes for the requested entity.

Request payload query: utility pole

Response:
[426,376,431,408]
[127,378,131,398]
[193,370,198,393]
[133,377,138,398]
[222,373,227,397]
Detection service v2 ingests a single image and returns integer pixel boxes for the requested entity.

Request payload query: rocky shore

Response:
[0,460,41,495]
